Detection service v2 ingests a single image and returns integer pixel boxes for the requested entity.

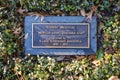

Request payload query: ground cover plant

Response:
[0,0,120,80]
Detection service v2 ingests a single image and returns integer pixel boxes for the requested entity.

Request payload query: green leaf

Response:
[97,48,104,60]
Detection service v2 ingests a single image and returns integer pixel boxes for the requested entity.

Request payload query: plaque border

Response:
[32,23,90,48]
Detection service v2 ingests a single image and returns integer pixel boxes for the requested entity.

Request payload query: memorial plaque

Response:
[25,16,97,55]
[32,23,90,48]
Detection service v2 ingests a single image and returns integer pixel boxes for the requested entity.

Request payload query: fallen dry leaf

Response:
[53,56,65,61]
[108,76,120,80]
[91,5,98,12]
[24,33,28,39]
[80,9,86,16]
[13,27,22,35]
[27,12,45,22]
[88,55,96,61]
[27,12,48,16]
[18,7,26,15]
[86,11,93,20]
[41,16,44,22]
[80,9,93,20]
[75,56,85,60]
[104,46,115,54]
[80,5,99,20]
[18,34,24,39]
[92,60,101,66]
[34,16,39,20]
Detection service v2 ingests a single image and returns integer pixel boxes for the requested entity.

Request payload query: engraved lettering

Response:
[38,31,51,35]
[62,43,68,46]
[53,43,59,46]
[32,23,90,48]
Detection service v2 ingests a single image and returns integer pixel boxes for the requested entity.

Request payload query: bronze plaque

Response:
[32,23,90,48]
